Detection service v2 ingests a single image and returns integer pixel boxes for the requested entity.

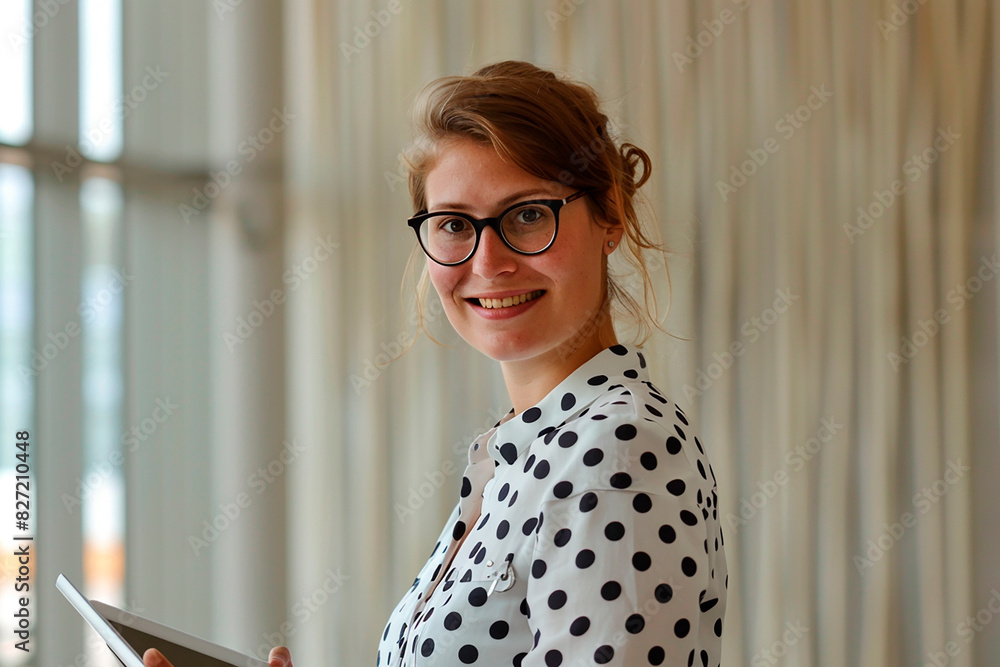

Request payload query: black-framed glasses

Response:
[407,189,589,266]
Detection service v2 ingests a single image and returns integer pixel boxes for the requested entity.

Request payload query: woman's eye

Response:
[516,208,542,223]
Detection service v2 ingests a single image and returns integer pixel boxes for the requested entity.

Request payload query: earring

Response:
[608,241,615,247]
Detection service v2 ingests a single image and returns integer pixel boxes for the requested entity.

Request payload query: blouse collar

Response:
[480,344,651,468]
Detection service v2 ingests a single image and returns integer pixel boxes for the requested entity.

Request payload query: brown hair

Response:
[394,60,673,358]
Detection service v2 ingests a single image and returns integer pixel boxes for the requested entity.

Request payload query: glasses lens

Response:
[501,203,556,253]
[420,215,476,264]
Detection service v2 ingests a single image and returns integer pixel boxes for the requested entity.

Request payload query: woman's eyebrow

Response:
[429,189,557,212]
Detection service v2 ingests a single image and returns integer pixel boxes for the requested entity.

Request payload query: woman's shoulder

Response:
[538,376,716,497]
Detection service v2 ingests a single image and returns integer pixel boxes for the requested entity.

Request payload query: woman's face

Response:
[423,137,619,363]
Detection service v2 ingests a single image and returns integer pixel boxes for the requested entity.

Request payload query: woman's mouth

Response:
[467,290,545,310]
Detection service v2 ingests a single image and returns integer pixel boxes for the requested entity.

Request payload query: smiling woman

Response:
[374,60,727,667]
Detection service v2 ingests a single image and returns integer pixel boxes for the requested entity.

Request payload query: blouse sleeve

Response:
[519,416,725,667]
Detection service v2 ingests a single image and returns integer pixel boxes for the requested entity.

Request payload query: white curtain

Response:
[282,1,998,666]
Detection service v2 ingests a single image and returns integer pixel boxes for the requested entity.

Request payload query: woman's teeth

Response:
[477,290,544,309]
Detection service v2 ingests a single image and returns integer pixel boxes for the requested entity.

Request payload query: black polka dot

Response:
[648,646,665,665]
[623,368,638,379]
[714,618,723,637]
[542,427,558,444]
[522,517,538,535]
[561,393,576,410]
[496,520,510,539]
[468,587,488,606]
[421,638,434,656]
[533,459,550,479]
[575,549,595,568]
[615,424,637,440]
[682,557,698,576]
[523,453,536,473]
[444,611,462,630]
[522,407,542,423]
[588,374,608,385]
[675,410,689,424]
[583,448,604,466]
[554,528,572,547]
[604,521,625,541]
[659,524,677,543]
[500,443,518,464]
[632,551,651,570]
[625,613,645,633]
[490,620,509,639]
[558,431,578,448]
[610,472,632,489]
[655,582,673,603]
[666,437,682,455]
[579,492,599,512]
[601,580,621,600]
[680,510,698,526]
[544,650,562,667]
[645,404,663,417]
[595,644,615,664]
[460,477,472,497]
[610,344,628,355]
[633,493,652,513]
[553,480,574,498]
[453,521,467,541]
[498,482,510,501]
[514,653,527,667]
[667,479,686,496]
[640,452,657,470]
[459,644,479,663]
[675,424,686,440]
[674,618,691,638]
[570,616,590,636]
[532,559,547,578]
[508,490,518,507]
[548,590,567,609]
[697,459,707,479]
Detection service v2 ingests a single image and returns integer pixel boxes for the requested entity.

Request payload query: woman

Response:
[145,60,726,667]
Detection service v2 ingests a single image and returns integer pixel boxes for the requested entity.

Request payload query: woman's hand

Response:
[143,645,293,667]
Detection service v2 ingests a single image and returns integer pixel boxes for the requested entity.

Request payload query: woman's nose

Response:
[470,225,518,276]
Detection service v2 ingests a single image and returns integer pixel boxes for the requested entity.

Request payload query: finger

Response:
[268,646,292,667]
[143,648,170,667]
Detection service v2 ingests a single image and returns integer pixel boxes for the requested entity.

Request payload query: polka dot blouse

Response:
[377,344,727,667]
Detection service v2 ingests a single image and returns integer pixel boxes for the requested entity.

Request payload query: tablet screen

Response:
[107,622,255,667]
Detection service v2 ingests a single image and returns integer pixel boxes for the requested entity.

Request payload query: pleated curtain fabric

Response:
[281,1,996,666]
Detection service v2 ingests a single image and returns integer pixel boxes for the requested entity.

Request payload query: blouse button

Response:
[486,560,494,567]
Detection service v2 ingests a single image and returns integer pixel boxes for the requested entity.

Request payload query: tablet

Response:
[56,574,270,667]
